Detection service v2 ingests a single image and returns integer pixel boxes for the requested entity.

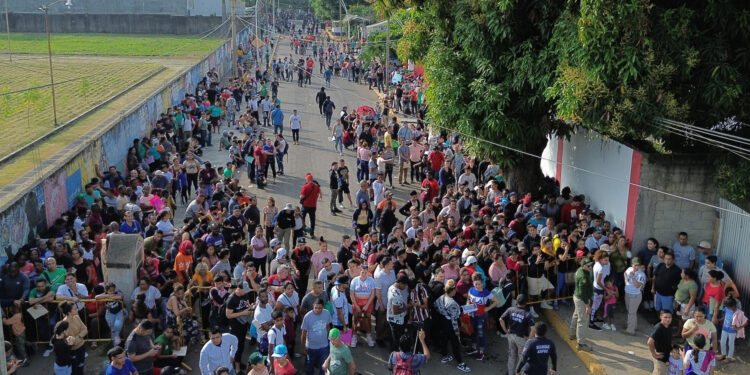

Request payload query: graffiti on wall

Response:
[66,169,82,209]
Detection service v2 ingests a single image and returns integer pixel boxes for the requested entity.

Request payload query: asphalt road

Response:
[21,35,587,375]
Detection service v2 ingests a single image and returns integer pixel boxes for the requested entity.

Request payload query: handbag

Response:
[459,313,473,336]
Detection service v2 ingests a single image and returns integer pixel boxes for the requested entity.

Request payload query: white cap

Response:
[464,255,478,266]
[276,248,287,260]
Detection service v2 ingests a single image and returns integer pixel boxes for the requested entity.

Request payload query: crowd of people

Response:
[0,11,744,375]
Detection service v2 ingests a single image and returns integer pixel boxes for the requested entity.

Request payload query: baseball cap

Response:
[270,238,281,247]
[271,344,288,358]
[631,257,641,266]
[297,237,306,244]
[276,248,287,260]
[698,241,711,249]
[284,203,294,211]
[248,352,266,365]
[329,328,341,339]
[334,275,350,286]
[464,256,478,266]
[582,259,594,267]
[305,173,313,181]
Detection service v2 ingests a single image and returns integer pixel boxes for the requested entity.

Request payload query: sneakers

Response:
[366,334,375,348]
[457,363,472,373]
[530,307,540,318]
[603,323,616,330]
[351,334,358,348]
[602,323,611,330]
[441,355,454,363]
[540,301,553,310]
[577,343,593,352]
[466,347,479,356]
[588,323,602,331]
[42,348,52,357]
[475,352,485,361]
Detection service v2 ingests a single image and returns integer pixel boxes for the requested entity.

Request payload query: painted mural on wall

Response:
[43,169,68,227]
[0,186,45,264]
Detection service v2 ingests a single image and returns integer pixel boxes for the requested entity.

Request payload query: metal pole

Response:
[44,6,58,126]
[4,0,11,62]
[231,0,236,77]
[255,0,259,63]
[272,0,275,35]
[385,17,390,87]
[0,307,5,375]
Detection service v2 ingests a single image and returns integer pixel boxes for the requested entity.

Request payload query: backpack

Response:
[393,352,415,375]
[216,299,229,327]
[259,331,270,355]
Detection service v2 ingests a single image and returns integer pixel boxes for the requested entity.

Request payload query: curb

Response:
[541,309,607,375]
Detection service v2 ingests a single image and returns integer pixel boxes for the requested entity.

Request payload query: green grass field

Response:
[0,59,163,158]
[4,33,225,57]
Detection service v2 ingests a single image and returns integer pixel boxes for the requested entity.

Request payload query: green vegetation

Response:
[384,0,750,197]
[0,60,162,158]
[5,33,225,57]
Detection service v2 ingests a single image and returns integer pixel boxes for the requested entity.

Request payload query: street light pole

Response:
[42,5,58,126]
[230,0,236,77]
[4,0,11,62]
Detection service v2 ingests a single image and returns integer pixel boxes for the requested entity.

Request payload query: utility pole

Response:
[4,0,11,62]
[230,0,236,77]
[272,0,275,35]
[42,5,58,126]
[255,0,259,63]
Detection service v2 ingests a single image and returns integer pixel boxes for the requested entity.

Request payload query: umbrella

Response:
[357,106,376,117]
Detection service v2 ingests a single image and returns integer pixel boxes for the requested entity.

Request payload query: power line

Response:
[295,68,750,219]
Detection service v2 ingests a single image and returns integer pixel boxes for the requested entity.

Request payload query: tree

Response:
[547,0,750,201]
[408,0,569,192]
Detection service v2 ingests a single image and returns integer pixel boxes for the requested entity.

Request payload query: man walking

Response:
[499,294,535,375]
[300,174,321,238]
[290,109,302,145]
[315,87,327,116]
[224,281,254,373]
[323,96,336,129]
[199,327,239,375]
[329,162,343,216]
[570,258,594,352]
[516,322,557,375]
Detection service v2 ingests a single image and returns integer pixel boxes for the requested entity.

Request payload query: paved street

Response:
[22,38,586,375]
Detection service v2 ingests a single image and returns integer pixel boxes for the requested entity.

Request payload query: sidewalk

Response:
[544,303,750,374]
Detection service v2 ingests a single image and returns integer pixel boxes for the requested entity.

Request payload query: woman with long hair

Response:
[682,334,716,375]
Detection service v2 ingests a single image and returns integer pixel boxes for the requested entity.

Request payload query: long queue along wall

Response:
[0,28,250,265]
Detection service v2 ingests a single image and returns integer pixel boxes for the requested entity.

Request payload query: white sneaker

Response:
[610,324,617,331]
[350,334,357,348]
[367,334,375,347]
[530,307,539,318]
[602,323,611,330]
[540,301,553,310]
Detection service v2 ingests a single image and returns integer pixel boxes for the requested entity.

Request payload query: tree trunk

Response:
[504,136,548,195]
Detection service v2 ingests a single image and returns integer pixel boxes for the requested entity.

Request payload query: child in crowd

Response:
[602,277,618,331]
[271,344,295,375]
[719,296,747,363]
[668,344,684,375]
[247,352,269,375]
[283,306,297,357]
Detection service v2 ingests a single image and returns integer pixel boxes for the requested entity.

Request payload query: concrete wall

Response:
[9,0,188,16]
[631,153,718,251]
[541,129,718,252]
[1,13,227,35]
[0,28,249,265]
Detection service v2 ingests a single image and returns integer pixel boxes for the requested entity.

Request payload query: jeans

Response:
[721,330,737,358]
[54,363,72,375]
[274,123,283,135]
[590,288,604,321]
[324,112,333,128]
[105,310,125,340]
[71,346,85,375]
[330,188,339,211]
[292,129,300,142]
[276,153,284,174]
[388,321,406,353]
[301,206,316,236]
[470,313,487,350]
[200,129,207,147]
[229,321,249,365]
[305,346,329,375]
[359,160,369,182]
[654,292,674,313]
[334,135,343,153]
[438,316,462,363]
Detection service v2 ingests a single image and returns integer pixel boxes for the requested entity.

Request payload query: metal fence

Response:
[716,198,750,313]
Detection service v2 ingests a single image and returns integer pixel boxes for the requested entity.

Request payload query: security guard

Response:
[500,294,535,375]
[517,322,557,375]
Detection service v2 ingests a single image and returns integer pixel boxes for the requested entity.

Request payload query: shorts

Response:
[210,116,220,126]
[527,276,554,296]
[354,296,374,314]
[340,183,350,194]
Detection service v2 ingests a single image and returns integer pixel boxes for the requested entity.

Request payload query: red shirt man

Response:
[299,174,320,208]
[420,174,439,203]
[428,149,445,172]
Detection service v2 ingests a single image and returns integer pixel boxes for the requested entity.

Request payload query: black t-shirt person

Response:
[653,262,681,296]
[650,320,672,363]
[225,291,252,326]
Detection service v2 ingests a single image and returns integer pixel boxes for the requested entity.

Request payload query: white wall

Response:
[541,130,634,232]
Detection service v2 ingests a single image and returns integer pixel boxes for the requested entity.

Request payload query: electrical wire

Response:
[281,60,750,218]
[656,117,750,147]
[652,122,750,159]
